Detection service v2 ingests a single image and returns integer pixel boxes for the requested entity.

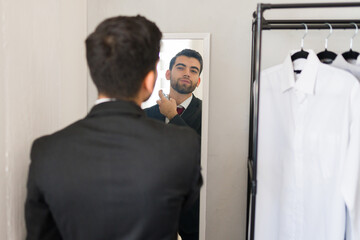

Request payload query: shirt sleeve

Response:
[342,81,360,240]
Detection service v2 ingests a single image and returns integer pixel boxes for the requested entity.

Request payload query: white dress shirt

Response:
[357,55,360,65]
[94,98,116,105]
[332,54,360,80]
[255,50,360,240]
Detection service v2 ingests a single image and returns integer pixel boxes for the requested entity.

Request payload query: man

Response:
[145,49,202,135]
[145,49,203,240]
[25,16,202,240]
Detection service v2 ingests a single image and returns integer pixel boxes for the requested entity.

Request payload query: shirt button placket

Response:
[293,95,307,240]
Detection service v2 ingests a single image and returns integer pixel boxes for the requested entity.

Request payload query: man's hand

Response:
[157,90,178,120]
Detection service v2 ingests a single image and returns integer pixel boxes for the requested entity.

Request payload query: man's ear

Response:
[196,77,201,87]
[143,70,156,94]
[165,70,171,80]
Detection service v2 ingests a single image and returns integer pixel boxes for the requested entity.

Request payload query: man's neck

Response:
[169,89,192,105]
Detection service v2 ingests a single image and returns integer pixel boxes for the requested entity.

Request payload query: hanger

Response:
[342,23,359,61]
[317,23,337,64]
[291,23,309,61]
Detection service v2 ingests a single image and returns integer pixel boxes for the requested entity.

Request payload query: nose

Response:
[183,68,190,77]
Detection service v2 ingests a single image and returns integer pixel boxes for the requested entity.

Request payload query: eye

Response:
[191,70,198,74]
[176,66,184,70]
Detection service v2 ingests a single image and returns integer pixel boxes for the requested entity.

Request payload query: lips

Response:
[179,78,191,84]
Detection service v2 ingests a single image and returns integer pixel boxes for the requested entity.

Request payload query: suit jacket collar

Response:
[181,94,201,117]
[188,94,201,108]
[87,100,145,118]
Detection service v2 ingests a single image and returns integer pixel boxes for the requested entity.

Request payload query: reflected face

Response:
[167,56,201,94]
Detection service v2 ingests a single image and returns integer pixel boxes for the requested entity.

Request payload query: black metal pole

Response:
[246,17,257,240]
[248,3,264,240]
[263,22,360,30]
[263,2,360,10]
[267,20,360,24]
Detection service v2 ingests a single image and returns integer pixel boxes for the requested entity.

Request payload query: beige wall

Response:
[0,0,359,239]
[0,0,7,236]
[0,0,87,239]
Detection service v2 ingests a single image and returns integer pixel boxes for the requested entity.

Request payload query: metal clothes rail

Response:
[247,2,360,240]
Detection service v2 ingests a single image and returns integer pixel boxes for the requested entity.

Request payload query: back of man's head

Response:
[169,49,203,74]
[86,15,162,99]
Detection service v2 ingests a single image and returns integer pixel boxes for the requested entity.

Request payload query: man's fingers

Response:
[158,89,165,100]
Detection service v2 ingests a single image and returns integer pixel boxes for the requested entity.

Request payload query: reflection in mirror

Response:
[141,33,210,240]
[141,38,204,109]
[87,33,210,240]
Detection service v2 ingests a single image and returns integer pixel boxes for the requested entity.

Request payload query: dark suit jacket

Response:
[25,100,202,240]
[145,95,202,136]
[144,95,202,240]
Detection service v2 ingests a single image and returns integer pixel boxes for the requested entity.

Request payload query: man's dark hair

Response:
[169,49,203,74]
[86,15,162,99]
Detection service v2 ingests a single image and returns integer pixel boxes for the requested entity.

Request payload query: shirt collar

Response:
[281,49,320,95]
[178,94,193,109]
[88,99,144,118]
[95,98,116,105]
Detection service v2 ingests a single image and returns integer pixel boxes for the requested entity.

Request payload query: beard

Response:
[170,78,197,94]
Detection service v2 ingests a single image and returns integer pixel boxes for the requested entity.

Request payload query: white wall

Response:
[0,0,87,239]
[87,1,360,240]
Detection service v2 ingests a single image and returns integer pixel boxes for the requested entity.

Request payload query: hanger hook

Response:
[301,23,308,50]
[325,23,333,50]
[349,22,358,50]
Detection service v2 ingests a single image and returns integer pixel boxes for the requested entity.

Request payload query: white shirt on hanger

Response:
[255,49,360,240]
[331,54,360,80]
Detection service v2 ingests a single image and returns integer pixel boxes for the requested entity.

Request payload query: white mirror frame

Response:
[162,33,210,240]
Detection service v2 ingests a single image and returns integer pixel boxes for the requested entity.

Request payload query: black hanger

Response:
[317,49,337,64]
[342,50,359,61]
[317,23,337,64]
[291,49,309,61]
[342,23,359,61]
[291,23,309,62]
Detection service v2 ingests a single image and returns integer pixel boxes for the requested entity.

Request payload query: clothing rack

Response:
[247,2,360,240]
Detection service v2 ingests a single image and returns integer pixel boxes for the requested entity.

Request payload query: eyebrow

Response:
[175,63,200,72]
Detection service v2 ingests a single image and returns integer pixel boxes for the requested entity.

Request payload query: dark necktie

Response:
[177,106,185,115]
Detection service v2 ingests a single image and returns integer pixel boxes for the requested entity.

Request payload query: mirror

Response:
[87,33,210,240]
[143,33,210,240]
